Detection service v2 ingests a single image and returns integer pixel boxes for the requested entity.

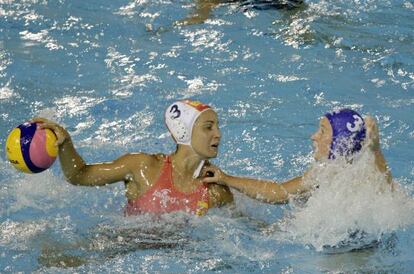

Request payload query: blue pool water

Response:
[1,0,414,272]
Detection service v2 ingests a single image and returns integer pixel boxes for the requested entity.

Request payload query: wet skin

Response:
[201,114,393,202]
[32,112,391,211]
[34,111,233,209]
[311,117,333,161]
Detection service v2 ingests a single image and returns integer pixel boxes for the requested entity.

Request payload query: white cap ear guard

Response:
[165,100,211,146]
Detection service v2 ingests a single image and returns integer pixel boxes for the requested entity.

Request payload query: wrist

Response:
[369,139,380,151]
[58,135,73,148]
[219,172,230,186]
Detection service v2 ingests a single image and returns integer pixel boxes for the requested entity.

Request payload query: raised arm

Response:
[365,116,393,184]
[34,118,133,186]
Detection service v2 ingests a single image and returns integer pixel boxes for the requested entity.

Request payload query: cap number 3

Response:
[170,105,181,119]
[347,115,363,132]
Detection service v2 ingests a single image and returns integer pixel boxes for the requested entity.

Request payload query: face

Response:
[191,110,221,159]
[311,117,333,161]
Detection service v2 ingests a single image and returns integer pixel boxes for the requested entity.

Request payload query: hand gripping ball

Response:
[6,122,58,173]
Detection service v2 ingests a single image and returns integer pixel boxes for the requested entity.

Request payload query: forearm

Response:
[365,116,393,185]
[58,138,88,184]
[374,150,392,184]
[35,117,129,186]
[281,174,311,195]
[221,175,288,204]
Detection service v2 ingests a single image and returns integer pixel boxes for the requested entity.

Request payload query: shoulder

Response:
[115,153,166,169]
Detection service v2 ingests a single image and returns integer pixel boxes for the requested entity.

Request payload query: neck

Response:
[171,145,205,178]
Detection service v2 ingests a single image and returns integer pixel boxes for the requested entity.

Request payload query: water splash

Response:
[277,150,414,251]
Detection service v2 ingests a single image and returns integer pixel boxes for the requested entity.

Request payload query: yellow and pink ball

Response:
[6,122,58,173]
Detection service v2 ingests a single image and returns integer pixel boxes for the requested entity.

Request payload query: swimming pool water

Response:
[1,0,414,272]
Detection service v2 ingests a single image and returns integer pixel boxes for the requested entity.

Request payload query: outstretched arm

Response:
[202,164,311,204]
[365,116,393,185]
[34,118,133,186]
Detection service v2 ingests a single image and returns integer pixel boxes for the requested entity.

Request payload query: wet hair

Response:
[324,109,366,159]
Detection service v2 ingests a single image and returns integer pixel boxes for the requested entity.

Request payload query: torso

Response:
[123,154,233,214]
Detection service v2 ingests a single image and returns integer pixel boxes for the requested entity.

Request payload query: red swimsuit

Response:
[125,156,209,216]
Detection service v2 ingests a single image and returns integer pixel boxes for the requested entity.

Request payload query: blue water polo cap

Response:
[325,109,366,159]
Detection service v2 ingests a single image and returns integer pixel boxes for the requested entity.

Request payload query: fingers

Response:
[31,117,57,130]
[31,118,69,146]
[32,117,49,123]
[55,133,67,146]
[202,177,220,184]
[201,166,221,184]
[201,166,217,177]
[205,171,214,177]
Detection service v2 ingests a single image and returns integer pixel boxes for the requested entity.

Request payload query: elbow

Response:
[258,184,290,204]
[65,175,84,186]
[274,185,289,204]
[263,192,289,205]
[269,196,289,204]
[64,165,88,186]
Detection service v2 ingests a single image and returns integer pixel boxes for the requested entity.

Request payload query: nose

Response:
[214,127,221,140]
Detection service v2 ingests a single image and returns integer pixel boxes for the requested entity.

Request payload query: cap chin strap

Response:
[192,160,205,179]
[175,144,205,179]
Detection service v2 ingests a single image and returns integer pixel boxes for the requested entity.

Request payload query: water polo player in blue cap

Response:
[202,109,393,202]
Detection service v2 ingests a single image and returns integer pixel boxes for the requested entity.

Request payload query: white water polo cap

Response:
[165,100,212,146]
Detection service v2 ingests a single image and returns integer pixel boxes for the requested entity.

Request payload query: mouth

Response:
[210,143,219,150]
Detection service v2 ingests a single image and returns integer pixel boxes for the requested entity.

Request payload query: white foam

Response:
[116,0,149,17]
[0,83,14,100]
[180,28,231,53]
[19,29,63,50]
[277,150,414,251]
[268,74,308,83]
[55,95,106,117]
[2,171,79,214]
[172,76,221,97]
[105,47,160,97]
[81,109,155,147]
[0,219,48,250]
[0,49,12,76]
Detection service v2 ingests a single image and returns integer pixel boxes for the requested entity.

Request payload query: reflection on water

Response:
[37,222,189,268]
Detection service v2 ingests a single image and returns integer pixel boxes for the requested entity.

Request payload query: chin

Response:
[198,152,215,160]
[207,150,218,159]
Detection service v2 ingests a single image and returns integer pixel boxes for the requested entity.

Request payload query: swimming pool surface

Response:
[1,0,414,272]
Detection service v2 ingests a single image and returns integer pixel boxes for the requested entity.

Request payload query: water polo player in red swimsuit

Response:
[35,100,291,216]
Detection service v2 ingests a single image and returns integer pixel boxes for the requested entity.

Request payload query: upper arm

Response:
[68,153,141,186]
